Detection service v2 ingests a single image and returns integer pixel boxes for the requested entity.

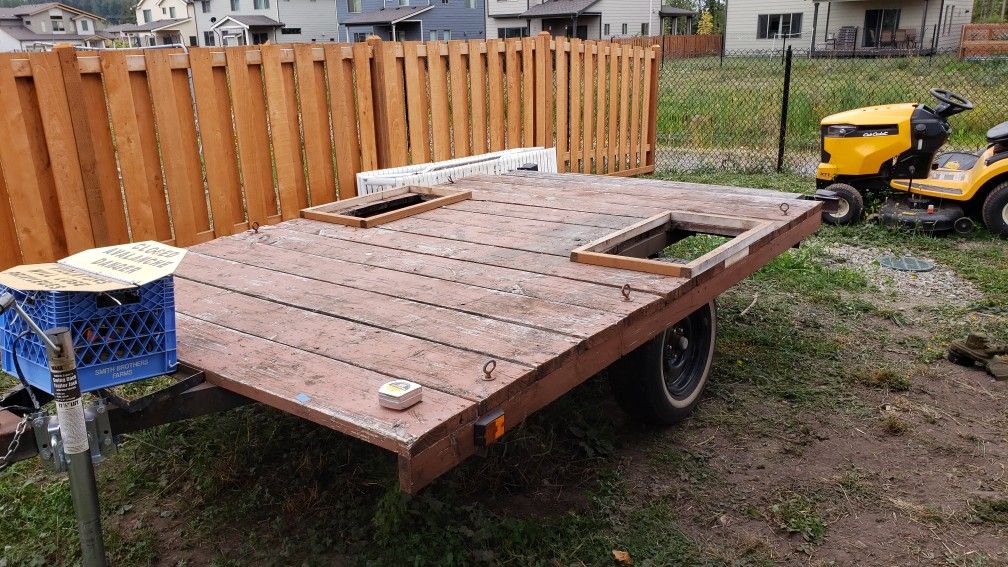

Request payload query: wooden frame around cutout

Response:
[301,186,471,228]
[571,211,776,279]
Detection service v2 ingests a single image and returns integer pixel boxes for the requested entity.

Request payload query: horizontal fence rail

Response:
[0,33,658,268]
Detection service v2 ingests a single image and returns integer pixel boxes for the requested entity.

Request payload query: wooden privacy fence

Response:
[959,23,1008,59]
[0,33,658,268]
[609,34,722,59]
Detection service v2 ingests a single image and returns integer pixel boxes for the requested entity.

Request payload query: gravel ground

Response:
[823,244,983,304]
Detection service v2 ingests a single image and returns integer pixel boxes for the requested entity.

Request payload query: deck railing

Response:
[0,33,658,267]
[959,23,1008,58]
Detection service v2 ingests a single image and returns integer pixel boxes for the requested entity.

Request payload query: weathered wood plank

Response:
[177,252,582,368]
[176,313,477,454]
[176,278,533,410]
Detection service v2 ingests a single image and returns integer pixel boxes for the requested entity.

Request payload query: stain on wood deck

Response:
[173,172,822,491]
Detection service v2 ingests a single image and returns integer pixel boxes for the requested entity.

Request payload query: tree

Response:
[696,11,715,35]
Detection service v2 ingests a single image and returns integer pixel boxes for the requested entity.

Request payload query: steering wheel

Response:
[930,88,974,111]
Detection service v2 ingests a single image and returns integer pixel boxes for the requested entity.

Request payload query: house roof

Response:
[659,6,695,17]
[210,14,283,29]
[113,17,189,32]
[0,2,103,21]
[341,5,434,26]
[517,0,600,19]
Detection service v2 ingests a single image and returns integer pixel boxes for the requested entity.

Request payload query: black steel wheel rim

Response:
[661,307,713,401]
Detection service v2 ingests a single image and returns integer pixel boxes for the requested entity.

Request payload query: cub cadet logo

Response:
[860,130,891,137]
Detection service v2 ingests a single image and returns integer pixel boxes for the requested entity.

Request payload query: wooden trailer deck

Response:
[172,172,822,492]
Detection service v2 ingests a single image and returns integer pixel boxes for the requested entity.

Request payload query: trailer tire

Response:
[609,302,716,426]
[981,182,1008,237]
[822,183,864,226]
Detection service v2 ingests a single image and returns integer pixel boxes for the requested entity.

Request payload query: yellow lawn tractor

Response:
[815,88,1008,236]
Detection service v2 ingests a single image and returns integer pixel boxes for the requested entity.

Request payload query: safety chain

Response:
[0,415,29,468]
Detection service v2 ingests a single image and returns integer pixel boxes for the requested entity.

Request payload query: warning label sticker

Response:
[0,241,186,292]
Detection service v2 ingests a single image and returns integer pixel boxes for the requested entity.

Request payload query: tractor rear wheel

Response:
[822,183,864,226]
[609,302,716,425]
[981,182,1008,237]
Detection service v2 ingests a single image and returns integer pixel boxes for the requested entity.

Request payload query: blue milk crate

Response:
[0,277,177,394]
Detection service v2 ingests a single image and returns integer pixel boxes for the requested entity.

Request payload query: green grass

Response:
[656,53,1008,162]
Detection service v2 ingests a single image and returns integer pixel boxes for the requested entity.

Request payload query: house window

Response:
[603,23,609,36]
[347,0,361,13]
[430,29,437,41]
[253,0,269,9]
[162,7,167,14]
[203,31,216,45]
[143,8,152,22]
[169,6,177,17]
[230,0,239,10]
[497,27,527,39]
[399,0,408,5]
[202,1,211,12]
[641,22,648,35]
[80,19,89,31]
[756,13,803,39]
[252,31,269,44]
[353,31,367,42]
[189,35,197,45]
[467,0,475,7]
[621,23,627,35]
[51,16,65,32]
[281,27,301,34]
[441,29,450,40]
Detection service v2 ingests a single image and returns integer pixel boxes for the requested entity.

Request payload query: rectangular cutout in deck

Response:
[570,211,776,278]
[301,186,471,228]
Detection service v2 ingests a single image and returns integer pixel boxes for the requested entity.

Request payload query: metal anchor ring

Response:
[779,202,790,215]
[621,284,631,301]
[251,221,261,234]
[482,359,497,381]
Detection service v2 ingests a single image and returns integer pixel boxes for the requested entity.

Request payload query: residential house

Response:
[192,0,342,46]
[724,0,973,53]
[0,2,108,51]
[337,0,485,43]
[110,0,199,46]
[486,0,661,41]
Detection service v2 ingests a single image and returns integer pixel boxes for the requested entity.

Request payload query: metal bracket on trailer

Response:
[0,364,252,469]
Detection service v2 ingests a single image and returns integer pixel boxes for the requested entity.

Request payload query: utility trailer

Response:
[0,172,824,494]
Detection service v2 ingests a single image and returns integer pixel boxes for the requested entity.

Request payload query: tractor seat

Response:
[987,121,1008,144]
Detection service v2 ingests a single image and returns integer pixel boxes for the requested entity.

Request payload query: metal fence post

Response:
[776,46,793,173]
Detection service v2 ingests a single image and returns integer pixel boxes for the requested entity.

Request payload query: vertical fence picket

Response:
[486,39,506,152]
[594,43,607,174]
[504,40,521,148]
[190,47,245,235]
[569,38,582,173]
[554,36,569,172]
[607,43,621,174]
[99,51,162,242]
[294,44,337,206]
[28,51,94,253]
[581,42,595,174]
[352,42,378,174]
[326,44,363,199]
[0,161,22,268]
[629,46,644,173]
[225,47,275,226]
[403,41,431,165]
[617,47,631,172]
[261,44,307,219]
[468,40,488,155]
[427,41,452,161]
[448,41,471,157]
[520,37,535,147]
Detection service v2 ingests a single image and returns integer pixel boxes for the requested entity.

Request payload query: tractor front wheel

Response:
[981,182,1008,237]
[822,183,864,226]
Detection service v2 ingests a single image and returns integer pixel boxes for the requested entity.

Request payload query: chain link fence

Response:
[653,48,1008,175]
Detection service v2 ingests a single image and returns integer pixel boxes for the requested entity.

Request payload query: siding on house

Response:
[192,0,338,45]
[336,0,485,43]
[725,0,972,52]
[134,0,198,45]
[0,26,22,50]
[486,0,658,41]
